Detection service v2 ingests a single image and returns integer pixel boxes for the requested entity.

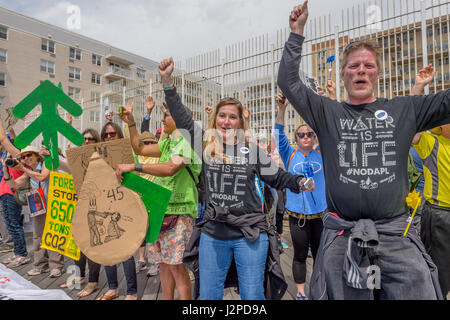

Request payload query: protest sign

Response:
[26,187,46,218]
[66,138,134,194]
[40,171,80,260]
[72,153,148,266]
[121,172,171,243]
[12,81,84,170]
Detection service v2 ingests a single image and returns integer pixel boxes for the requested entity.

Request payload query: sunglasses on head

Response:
[296,132,315,139]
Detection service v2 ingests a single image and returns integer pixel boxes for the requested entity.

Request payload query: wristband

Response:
[134,163,143,172]
[128,123,136,128]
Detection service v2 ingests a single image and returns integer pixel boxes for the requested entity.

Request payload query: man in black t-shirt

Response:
[278,1,449,300]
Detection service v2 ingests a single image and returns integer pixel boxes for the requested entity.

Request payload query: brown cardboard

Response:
[71,152,148,266]
[66,138,135,194]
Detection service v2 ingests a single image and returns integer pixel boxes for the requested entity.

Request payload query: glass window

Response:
[91,73,101,85]
[90,91,100,103]
[136,68,145,79]
[0,73,5,86]
[0,49,6,63]
[69,47,82,60]
[69,67,81,80]
[41,39,55,53]
[92,54,101,66]
[68,87,81,100]
[40,60,54,74]
[0,26,7,40]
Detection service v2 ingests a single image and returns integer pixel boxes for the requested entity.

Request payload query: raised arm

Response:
[160,57,203,158]
[411,64,435,95]
[119,101,161,158]
[277,1,327,133]
[274,91,295,166]
[140,96,156,133]
[0,116,20,157]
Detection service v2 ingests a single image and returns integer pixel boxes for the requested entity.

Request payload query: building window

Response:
[0,26,7,40]
[90,110,100,122]
[41,39,55,53]
[0,96,3,105]
[91,73,101,85]
[69,67,81,80]
[69,47,82,60]
[40,60,55,74]
[68,87,81,99]
[92,54,101,66]
[136,68,145,79]
[90,91,100,103]
[0,49,6,63]
[0,73,5,86]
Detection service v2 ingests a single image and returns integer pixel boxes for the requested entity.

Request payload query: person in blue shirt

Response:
[274,91,327,300]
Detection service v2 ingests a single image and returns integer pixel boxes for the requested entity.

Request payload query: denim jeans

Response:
[199,232,268,300]
[323,231,437,300]
[104,256,137,295]
[0,194,27,257]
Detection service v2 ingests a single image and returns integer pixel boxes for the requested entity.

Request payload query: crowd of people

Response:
[0,1,449,300]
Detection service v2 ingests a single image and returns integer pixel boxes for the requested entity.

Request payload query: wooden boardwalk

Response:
[0,219,312,300]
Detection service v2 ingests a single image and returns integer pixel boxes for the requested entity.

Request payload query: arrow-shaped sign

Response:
[121,172,172,243]
[13,80,84,170]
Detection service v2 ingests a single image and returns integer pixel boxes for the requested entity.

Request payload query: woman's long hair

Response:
[100,122,124,141]
[203,98,250,163]
[82,128,101,143]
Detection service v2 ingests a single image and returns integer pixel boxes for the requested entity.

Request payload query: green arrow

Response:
[12,80,84,170]
[121,172,172,243]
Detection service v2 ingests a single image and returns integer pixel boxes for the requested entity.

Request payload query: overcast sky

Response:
[0,0,429,63]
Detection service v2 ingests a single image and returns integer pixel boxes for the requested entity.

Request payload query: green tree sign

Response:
[13,81,84,170]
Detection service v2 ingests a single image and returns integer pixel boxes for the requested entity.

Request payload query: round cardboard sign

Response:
[72,152,148,266]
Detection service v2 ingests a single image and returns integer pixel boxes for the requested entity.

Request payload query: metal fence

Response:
[25,0,449,153]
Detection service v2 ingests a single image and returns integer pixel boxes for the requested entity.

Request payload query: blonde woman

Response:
[158,57,313,300]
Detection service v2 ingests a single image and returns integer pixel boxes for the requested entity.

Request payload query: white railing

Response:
[78,0,449,148]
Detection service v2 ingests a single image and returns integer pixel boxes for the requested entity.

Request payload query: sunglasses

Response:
[84,136,95,141]
[104,131,117,138]
[20,153,34,160]
[296,132,315,139]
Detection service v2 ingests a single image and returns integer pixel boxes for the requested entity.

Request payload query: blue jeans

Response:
[0,194,27,257]
[104,256,137,295]
[199,232,268,300]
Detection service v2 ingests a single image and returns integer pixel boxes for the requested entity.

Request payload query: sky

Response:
[0,0,425,63]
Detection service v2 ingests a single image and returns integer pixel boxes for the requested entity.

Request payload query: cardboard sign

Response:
[40,171,81,261]
[71,153,148,266]
[26,188,46,218]
[66,138,135,194]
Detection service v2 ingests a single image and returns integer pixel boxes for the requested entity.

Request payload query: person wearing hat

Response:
[3,145,65,276]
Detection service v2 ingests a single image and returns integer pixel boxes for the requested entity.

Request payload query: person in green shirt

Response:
[116,101,201,300]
